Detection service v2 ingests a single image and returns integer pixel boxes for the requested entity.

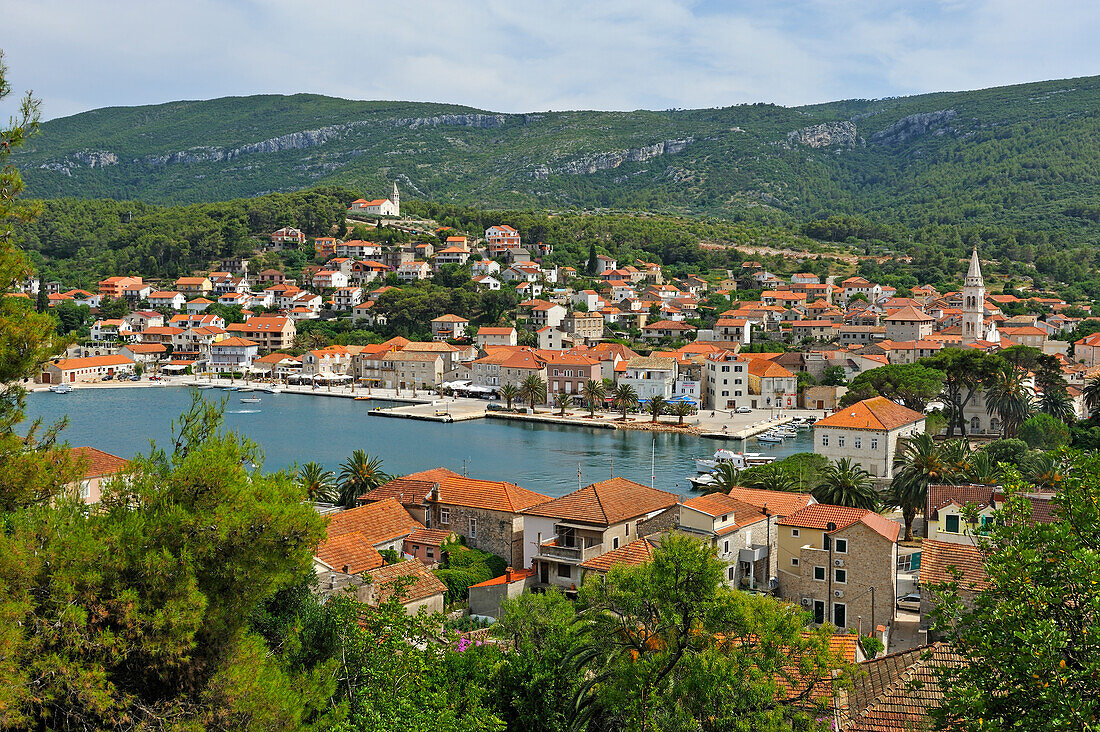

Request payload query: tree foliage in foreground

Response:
[929,451,1100,731]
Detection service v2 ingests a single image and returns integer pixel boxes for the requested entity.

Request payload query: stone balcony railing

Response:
[538,539,603,563]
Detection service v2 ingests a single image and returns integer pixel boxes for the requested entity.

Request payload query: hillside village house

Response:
[175,277,213,297]
[678,493,771,590]
[522,478,679,591]
[617,356,678,400]
[471,349,546,392]
[430,314,469,341]
[485,225,522,256]
[313,237,337,257]
[725,487,816,577]
[476,327,518,348]
[641,320,696,341]
[362,468,550,568]
[119,343,168,365]
[813,396,926,480]
[148,291,186,310]
[41,355,135,384]
[397,261,431,281]
[98,276,143,299]
[777,504,900,633]
[270,227,306,248]
[746,359,798,410]
[65,446,129,505]
[225,316,296,352]
[883,306,935,341]
[209,337,259,373]
[545,353,602,398]
[332,286,363,311]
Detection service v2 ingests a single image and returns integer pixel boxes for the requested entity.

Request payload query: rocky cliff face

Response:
[530,138,694,178]
[871,110,957,145]
[38,150,119,175]
[394,113,507,129]
[787,121,859,148]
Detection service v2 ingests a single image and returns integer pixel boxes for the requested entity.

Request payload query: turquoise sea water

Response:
[25,387,814,498]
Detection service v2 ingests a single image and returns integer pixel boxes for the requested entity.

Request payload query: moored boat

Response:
[49,383,73,394]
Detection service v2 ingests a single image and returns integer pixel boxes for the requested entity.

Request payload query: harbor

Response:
[24,385,814,498]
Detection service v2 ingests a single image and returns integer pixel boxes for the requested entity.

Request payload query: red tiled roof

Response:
[316,532,385,574]
[468,567,536,588]
[814,397,924,431]
[580,537,660,572]
[725,488,815,517]
[405,528,456,547]
[366,560,447,604]
[779,504,901,542]
[837,643,961,731]
[69,446,129,480]
[522,477,678,526]
[326,497,424,547]
[919,540,989,591]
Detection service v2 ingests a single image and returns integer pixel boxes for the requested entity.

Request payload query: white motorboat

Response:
[756,431,784,443]
[695,449,752,472]
[742,452,778,466]
[262,385,282,394]
[49,383,73,394]
[240,396,262,404]
[687,473,720,490]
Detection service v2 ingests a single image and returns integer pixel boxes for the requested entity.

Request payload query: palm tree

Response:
[646,395,668,423]
[703,462,742,494]
[740,463,801,492]
[581,379,606,417]
[984,363,1033,438]
[1039,386,1075,423]
[337,450,390,508]
[671,400,694,426]
[612,383,638,421]
[1084,375,1100,417]
[519,374,547,410]
[1027,452,1066,491]
[298,461,337,503]
[499,383,519,411]
[554,392,573,417]
[964,450,1003,486]
[887,433,952,541]
[938,439,973,479]
[813,458,878,510]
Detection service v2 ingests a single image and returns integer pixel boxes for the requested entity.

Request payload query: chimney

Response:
[505,566,514,582]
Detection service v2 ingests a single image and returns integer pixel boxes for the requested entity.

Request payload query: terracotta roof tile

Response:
[522,477,678,526]
[325,497,424,547]
[580,537,660,572]
[370,468,551,514]
[316,532,385,574]
[68,446,129,480]
[837,643,962,731]
[725,488,815,517]
[366,560,447,604]
[814,397,924,431]
[919,540,989,591]
[779,504,901,542]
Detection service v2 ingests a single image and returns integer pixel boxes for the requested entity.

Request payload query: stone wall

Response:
[433,504,522,567]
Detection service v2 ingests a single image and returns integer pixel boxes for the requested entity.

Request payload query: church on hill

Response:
[350,183,400,217]
[960,247,1000,346]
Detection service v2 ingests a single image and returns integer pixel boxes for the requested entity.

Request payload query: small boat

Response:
[742,452,778,466]
[756,432,784,443]
[240,396,262,404]
[354,396,372,401]
[688,473,719,490]
[262,385,282,394]
[49,383,73,394]
[695,449,751,472]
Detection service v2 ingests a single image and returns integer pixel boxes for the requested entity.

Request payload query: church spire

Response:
[967,247,982,281]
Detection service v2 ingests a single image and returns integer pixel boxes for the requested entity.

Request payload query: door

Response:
[539,561,549,584]
[816,400,824,409]
[833,603,846,628]
[813,600,826,624]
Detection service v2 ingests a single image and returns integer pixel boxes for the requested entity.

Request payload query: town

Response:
[22,183,1100,730]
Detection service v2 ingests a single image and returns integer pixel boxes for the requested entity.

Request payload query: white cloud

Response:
[0,0,1098,121]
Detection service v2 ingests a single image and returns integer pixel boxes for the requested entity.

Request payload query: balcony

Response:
[738,544,769,563]
[538,538,603,563]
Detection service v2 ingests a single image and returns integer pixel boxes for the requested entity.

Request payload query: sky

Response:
[2,0,1100,121]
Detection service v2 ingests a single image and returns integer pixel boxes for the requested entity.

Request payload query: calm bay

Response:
[25,387,813,498]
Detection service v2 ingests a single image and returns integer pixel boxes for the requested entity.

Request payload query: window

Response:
[838,435,846,448]
[854,437,862,449]
[728,567,736,581]
[834,538,848,554]
[821,434,829,447]
[791,528,800,537]
[871,438,879,450]
[813,566,826,581]
[626,522,630,536]
[833,603,846,628]
[412,545,420,553]
[440,508,450,525]
[612,537,620,549]
[723,540,730,553]
[722,365,730,372]
[427,548,435,559]
[722,390,729,397]
[721,514,728,522]
[791,557,799,567]
[469,517,478,538]
[834,569,847,584]
[557,563,571,578]
[944,514,960,533]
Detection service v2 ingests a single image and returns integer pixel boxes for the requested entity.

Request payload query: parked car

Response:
[103,374,114,381]
[129,374,141,381]
[149,375,162,381]
[735,406,752,414]
[896,592,921,612]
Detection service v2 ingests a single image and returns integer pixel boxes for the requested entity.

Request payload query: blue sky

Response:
[2,0,1099,121]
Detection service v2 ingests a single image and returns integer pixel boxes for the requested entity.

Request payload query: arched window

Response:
[970,416,981,432]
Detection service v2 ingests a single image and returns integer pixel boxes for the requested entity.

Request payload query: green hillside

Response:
[15,78,1100,243]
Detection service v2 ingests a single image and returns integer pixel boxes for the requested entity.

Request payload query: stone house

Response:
[468,567,537,619]
[391,351,444,390]
[617,356,677,400]
[521,478,680,593]
[361,468,551,568]
[545,352,602,399]
[883,306,934,341]
[777,504,900,633]
[678,493,771,591]
[725,487,816,578]
[813,396,925,480]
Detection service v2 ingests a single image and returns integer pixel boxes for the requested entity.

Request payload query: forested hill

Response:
[14,76,1100,242]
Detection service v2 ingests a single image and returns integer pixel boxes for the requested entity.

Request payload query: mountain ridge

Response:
[15,76,1100,243]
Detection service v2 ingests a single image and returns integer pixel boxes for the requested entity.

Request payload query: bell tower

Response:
[961,247,985,345]
[391,182,400,216]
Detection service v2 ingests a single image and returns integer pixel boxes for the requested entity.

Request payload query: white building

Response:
[813,396,925,480]
[209,337,259,373]
[617,356,677,400]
